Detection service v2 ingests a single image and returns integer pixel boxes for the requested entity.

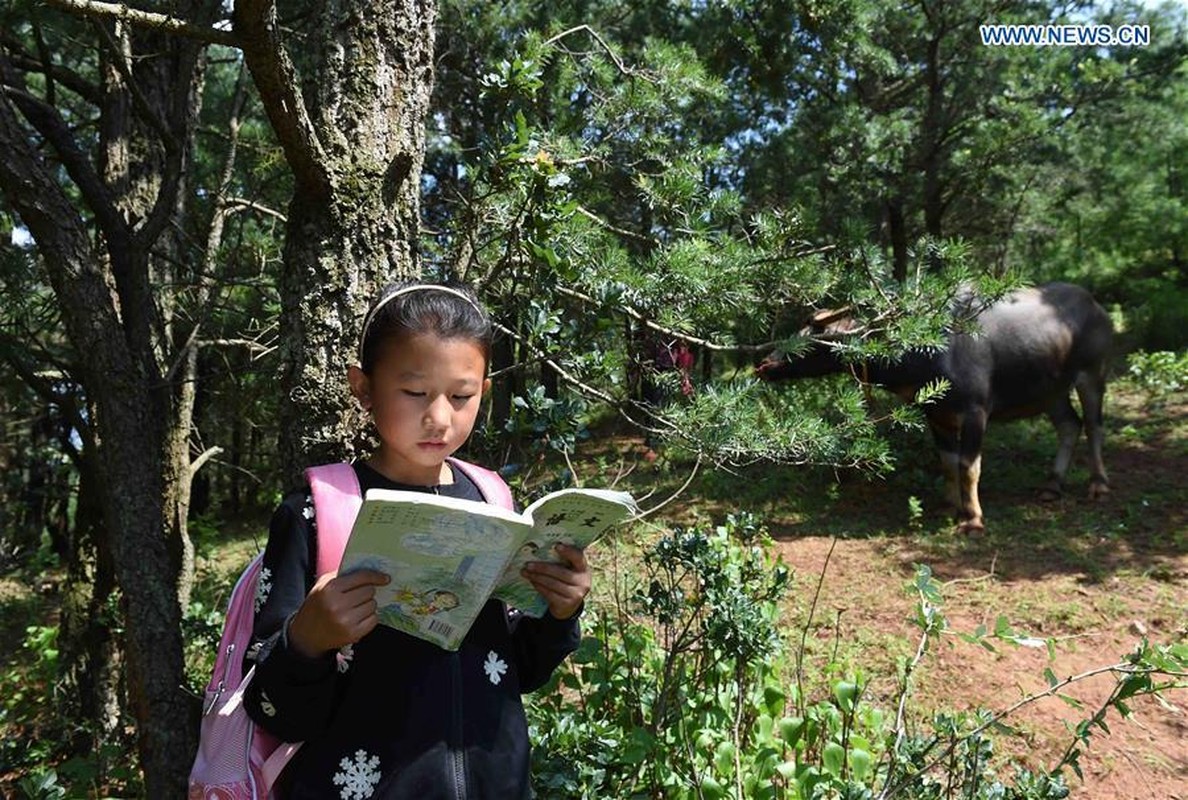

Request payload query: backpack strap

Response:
[304,460,510,572]
[305,462,364,576]
[447,457,514,510]
[259,734,301,796]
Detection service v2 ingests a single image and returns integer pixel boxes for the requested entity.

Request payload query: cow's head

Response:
[755,306,859,381]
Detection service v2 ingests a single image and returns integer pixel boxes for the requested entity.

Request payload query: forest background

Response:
[0,0,1185,797]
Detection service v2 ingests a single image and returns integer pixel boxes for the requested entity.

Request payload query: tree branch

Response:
[1,351,95,457]
[0,84,135,409]
[635,455,702,520]
[0,34,102,103]
[225,196,288,222]
[0,66,131,250]
[188,445,223,479]
[491,320,680,441]
[544,25,643,80]
[554,285,784,353]
[233,0,331,197]
[133,2,222,248]
[877,659,1172,799]
[44,0,239,48]
[492,320,617,405]
[197,338,277,357]
[575,205,657,245]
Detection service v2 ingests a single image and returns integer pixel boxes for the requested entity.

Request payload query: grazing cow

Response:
[755,283,1113,533]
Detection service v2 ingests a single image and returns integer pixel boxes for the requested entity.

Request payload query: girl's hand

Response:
[287,569,390,658]
[521,544,591,621]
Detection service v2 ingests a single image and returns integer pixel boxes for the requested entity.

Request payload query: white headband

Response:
[358,285,485,363]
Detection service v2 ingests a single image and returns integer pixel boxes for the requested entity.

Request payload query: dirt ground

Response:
[773,536,1185,799]
[723,385,1186,799]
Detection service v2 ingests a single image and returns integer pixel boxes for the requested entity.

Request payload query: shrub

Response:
[1125,349,1188,405]
[528,521,1188,799]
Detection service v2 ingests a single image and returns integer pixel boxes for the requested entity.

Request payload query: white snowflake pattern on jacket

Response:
[333,748,381,799]
[253,566,272,613]
[483,650,508,685]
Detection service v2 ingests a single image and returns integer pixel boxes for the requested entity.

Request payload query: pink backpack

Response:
[188,459,513,800]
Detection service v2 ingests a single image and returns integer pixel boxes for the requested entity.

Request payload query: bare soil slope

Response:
[774,536,1186,800]
[750,387,1187,800]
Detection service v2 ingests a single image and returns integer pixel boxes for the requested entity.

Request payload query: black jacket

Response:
[243,462,581,799]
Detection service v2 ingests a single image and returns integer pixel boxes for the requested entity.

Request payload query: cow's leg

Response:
[1043,391,1082,500]
[1075,369,1109,499]
[955,409,987,534]
[929,420,962,513]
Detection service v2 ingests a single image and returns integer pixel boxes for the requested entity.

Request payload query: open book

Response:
[337,486,637,650]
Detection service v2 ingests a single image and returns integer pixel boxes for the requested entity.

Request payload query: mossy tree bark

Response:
[235,0,438,477]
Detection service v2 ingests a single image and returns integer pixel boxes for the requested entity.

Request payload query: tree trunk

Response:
[886,196,909,283]
[236,0,439,477]
[0,126,194,792]
[921,29,946,244]
[59,456,123,778]
[0,4,219,791]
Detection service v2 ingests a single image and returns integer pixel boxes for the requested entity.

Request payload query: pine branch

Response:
[0,33,102,103]
[491,320,616,405]
[491,319,676,440]
[554,285,784,353]
[544,25,635,77]
[575,205,657,245]
[44,0,239,48]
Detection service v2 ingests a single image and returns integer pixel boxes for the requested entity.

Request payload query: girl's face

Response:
[349,332,490,485]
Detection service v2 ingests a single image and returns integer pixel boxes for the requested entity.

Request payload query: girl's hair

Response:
[358,281,493,373]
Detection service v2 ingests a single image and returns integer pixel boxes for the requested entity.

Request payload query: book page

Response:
[493,488,637,616]
[339,490,532,650]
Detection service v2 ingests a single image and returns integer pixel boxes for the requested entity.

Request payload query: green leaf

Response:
[621,727,654,765]
[1115,673,1152,701]
[700,776,727,799]
[1057,693,1083,709]
[714,740,736,775]
[763,684,786,715]
[850,748,872,782]
[755,713,775,743]
[833,680,859,712]
[780,716,805,748]
[823,741,845,777]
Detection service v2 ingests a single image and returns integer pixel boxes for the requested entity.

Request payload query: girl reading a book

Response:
[243,281,590,799]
